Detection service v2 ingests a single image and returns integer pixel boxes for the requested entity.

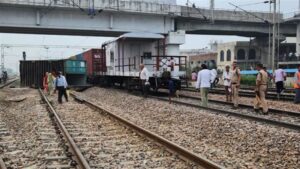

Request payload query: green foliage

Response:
[240,75,256,86]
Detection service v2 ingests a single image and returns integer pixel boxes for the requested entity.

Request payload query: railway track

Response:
[0,121,13,169]
[0,101,19,168]
[36,90,224,168]
[225,86,295,93]
[149,91,300,131]
[0,78,18,89]
[182,88,295,101]
[0,89,84,168]
[39,89,92,168]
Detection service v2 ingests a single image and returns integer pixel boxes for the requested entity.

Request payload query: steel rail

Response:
[182,88,295,101]
[38,89,90,169]
[151,95,300,131]
[183,86,295,93]
[177,94,300,117]
[70,93,224,169]
[0,157,6,169]
[0,78,18,89]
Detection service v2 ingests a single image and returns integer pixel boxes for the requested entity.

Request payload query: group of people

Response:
[139,63,179,103]
[43,71,69,104]
[195,60,300,115]
[196,61,242,109]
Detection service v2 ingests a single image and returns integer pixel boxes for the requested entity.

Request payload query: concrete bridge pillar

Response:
[165,30,185,56]
[297,23,300,56]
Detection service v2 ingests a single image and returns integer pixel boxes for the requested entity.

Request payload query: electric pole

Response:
[272,0,276,73]
[210,0,215,23]
[268,1,271,67]
[1,44,4,71]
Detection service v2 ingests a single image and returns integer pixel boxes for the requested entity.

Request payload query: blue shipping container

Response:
[64,60,86,74]
[75,54,84,60]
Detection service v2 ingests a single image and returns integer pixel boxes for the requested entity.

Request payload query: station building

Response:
[217,38,297,71]
[217,41,262,71]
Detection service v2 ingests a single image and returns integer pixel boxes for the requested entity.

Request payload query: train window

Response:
[226,50,231,61]
[220,50,224,62]
[80,61,85,67]
[110,51,114,62]
[237,49,245,60]
[143,52,152,59]
[249,49,256,60]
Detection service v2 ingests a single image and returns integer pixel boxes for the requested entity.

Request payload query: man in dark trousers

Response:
[55,71,68,104]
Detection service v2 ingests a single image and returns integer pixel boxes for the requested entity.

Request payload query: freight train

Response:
[20,32,187,90]
[72,32,188,91]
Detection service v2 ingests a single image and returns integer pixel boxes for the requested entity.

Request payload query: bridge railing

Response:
[283,11,300,19]
[0,0,280,22]
[0,0,181,15]
[180,6,281,23]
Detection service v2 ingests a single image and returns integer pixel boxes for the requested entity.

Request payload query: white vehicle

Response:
[99,32,187,90]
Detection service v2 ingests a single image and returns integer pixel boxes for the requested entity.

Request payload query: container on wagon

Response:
[20,59,87,88]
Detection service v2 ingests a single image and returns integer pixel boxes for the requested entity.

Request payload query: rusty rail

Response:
[0,78,18,89]
[38,89,90,169]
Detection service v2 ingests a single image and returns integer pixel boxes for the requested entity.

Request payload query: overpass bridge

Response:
[0,0,299,69]
[0,0,296,37]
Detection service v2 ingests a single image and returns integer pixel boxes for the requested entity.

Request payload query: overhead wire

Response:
[229,2,270,23]
[237,1,266,7]
[185,0,208,20]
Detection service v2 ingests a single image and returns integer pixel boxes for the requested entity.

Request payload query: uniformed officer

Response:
[254,63,268,114]
[230,60,241,109]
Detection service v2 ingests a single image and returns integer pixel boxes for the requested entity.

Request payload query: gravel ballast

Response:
[77,87,300,169]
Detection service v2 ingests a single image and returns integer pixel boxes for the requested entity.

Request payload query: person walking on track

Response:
[223,65,232,102]
[254,63,269,114]
[55,71,68,104]
[48,72,55,95]
[43,72,49,94]
[294,65,300,104]
[230,60,241,109]
[196,64,211,107]
[139,64,150,97]
[273,66,287,100]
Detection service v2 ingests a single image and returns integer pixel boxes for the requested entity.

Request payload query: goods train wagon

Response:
[20,60,87,88]
[75,32,187,90]
[69,49,106,84]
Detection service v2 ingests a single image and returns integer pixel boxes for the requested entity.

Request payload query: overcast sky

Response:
[0,0,298,72]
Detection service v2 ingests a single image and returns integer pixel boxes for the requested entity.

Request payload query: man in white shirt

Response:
[196,64,211,107]
[273,66,286,99]
[140,64,150,97]
[55,71,68,104]
[222,65,232,102]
